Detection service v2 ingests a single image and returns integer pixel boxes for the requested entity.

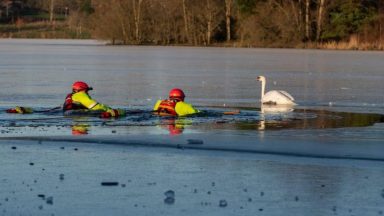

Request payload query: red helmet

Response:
[72,81,92,92]
[169,88,185,101]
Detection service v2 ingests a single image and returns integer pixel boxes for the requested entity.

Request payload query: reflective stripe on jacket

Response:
[156,100,178,116]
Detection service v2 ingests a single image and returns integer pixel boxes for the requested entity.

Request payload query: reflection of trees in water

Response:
[297,110,383,129]
[198,109,383,131]
[2,108,381,134]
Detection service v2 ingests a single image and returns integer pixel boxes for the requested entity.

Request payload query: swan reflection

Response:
[258,104,295,131]
[260,104,295,114]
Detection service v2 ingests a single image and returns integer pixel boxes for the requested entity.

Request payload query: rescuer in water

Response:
[153,88,199,116]
[63,81,125,118]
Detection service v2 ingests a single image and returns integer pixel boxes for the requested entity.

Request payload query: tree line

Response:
[1,0,383,49]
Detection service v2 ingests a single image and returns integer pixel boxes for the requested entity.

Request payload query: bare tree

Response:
[191,0,223,45]
[115,0,129,43]
[305,0,310,40]
[91,0,131,44]
[133,0,143,42]
[289,0,301,32]
[225,0,232,42]
[182,0,190,43]
[206,0,212,44]
[316,0,325,41]
[50,0,55,23]
[380,1,384,43]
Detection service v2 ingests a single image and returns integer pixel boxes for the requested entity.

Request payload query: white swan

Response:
[256,76,296,105]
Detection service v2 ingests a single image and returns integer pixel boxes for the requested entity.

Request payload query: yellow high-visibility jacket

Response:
[65,91,112,112]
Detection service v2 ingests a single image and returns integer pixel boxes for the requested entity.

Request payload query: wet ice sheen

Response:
[0,39,383,155]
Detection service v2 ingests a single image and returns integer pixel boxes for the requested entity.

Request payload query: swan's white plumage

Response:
[256,76,296,105]
[262,90,295,105]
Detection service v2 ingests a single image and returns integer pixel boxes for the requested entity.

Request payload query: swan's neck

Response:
[260,80,265,100]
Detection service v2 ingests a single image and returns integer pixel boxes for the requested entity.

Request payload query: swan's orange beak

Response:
[256,76,261,81]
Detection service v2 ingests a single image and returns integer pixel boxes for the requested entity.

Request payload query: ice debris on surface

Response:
[164,190,175,205]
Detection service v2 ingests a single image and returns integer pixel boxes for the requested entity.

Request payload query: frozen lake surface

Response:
[1,39,383,111]
[0,39,384,215]
[0,39,383,144]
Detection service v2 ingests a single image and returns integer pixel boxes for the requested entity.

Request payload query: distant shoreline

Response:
[1,37,383,51]
[1,21,384,51]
